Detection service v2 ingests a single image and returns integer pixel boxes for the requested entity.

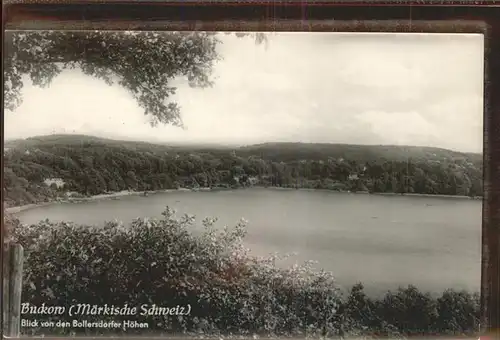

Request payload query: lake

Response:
[16,188,482,297]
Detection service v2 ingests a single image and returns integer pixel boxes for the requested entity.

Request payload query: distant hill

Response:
[237,142,482,164]
[4,134,482,164]
[5,134,176,152]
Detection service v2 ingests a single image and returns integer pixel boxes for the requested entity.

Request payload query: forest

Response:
[3,134,484,208]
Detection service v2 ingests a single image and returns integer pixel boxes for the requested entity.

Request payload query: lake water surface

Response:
[16,188,482,296]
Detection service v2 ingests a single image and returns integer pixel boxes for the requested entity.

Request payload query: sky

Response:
[4,32,484,153]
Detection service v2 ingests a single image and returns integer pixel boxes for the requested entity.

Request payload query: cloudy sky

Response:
[4,32,484,153]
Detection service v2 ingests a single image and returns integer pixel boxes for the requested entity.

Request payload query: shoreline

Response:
[4,187,225,214]
[5,186,483,214]
[257,186,482,200]
[369,192,482,200]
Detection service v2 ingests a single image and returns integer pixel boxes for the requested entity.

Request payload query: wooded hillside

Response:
[3,134,483,208]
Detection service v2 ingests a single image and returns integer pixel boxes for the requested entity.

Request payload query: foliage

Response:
[8,209,480,338]
[4,31,266,126]
[11,208,342,337]
[342,283,480,338]
[3,135,483,208]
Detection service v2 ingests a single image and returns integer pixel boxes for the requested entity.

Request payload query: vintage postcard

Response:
[3,30,484,337]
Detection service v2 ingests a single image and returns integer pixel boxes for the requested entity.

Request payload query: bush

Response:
[11,207,344,337]
[376,285,439,336]
[8,207,481,338]
[340,284,480,338]
[435,289,480,335]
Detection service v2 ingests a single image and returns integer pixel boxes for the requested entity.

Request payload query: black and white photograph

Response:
[3,30,484,338]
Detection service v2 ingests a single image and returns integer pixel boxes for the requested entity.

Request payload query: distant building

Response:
[44,178,65,189]
[219,170,231,177]
[65,191,81,197]
[244,176,257,185]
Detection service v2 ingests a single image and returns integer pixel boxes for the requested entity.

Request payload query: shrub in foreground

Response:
[8,208,480,338]
[342,283,480,338]
[10,207,343,337]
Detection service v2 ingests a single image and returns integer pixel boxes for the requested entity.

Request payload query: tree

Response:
[344,283,378,331]
[436,290,480,334]
[378,285,438,336]
[4,31,266,126]
[125,170,138,190]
